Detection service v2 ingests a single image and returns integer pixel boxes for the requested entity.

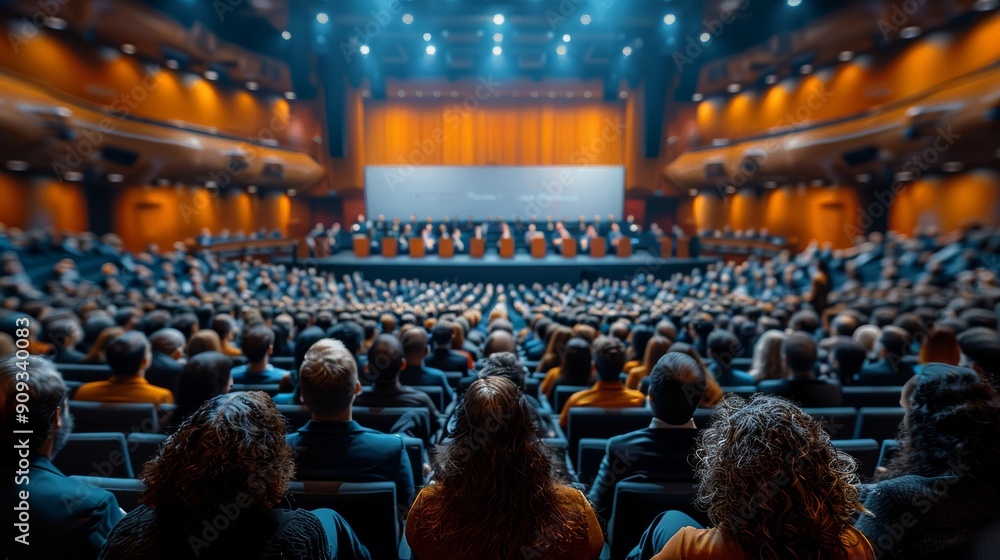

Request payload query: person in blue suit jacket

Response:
[587,352,705,515]
[3,355,124,560]
[399,327,455,408]
[286,338,415,507]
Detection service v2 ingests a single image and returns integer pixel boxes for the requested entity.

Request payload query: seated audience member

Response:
[74,331,174,406]
[623,325,654,374]
[626,335,672,390]
[541,337,594,398]
[164,351,233,434]
[2,355,124,560]
[524,318,552,361]
[81,325,125,365]
[853,324,882,362]
[99,392,370,560]
[917,325,961,369]
[399,327,455,407]
[146,328,185,392]
[758,332,843,407]
[957,326,1000,383]
[406,377,604,560]
[667,342,724,407]
[230,325,292,390]
[559,336,646,429]
[857,364,1000,559]
[48,319,86,363]
[748,329,786,382]
[355,335,441,428]
[537,326,574,373]
[828,341,868,386]
[210,314,242,358]
[287,339,414,507]
[706,330,756,386]
[630,394,874,560]
[820,314,861,351]
[327,321,367,378]
[424,322,470,376]
[854,326,914,386]
[588,352,706,514]
[185,329,223,358]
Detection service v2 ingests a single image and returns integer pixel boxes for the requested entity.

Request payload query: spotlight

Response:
[688,189,698,196]
[165,59,180,69]
[900,26,921,39]
[800,64,814,75]
[247,185,258,194]
[423,33,432,41]
[727,83,741,93]
[556,45,567,55]
[548,91,556,98]
[765,74,778,85]
[426,45,436,55]
[359,44,370,55]
[494,32,503,42]
[664,14,676,25]
[433,90,441,97]
[725,186,737,194]
[838,50,854,62]
[855,174,872,183]
[401,13,413,24]
[894,171,915,182]
[287,189,297,197]
[415,91,423,97]
[5,161,29,171]
[692,93,703,101]
[580,14,592,25]
[451,90,459,98]
[583,91,592,98]
[245,81,259,90]
[121,44,137,55]
[204,70,219,80]
[397,90,405,97]
[281,31,291,40]
[975,0,999,10]
[763,181,778,189]
[316,12,329,24]
[492,45,502,55]
[699,32,711,43]
[530,91,539,98]
[107,173,124,183]
[493,14,505,25]
[284,91,296,100]
[44,17,67,30]
[787,0,802,6]
[205,181,218,189]
[622,46,632,56]
[942,161,964,173]
[618,91,628,99]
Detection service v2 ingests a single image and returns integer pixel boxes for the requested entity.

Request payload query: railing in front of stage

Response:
[695,237,794,260]
[189,238,299,265]
[349,234,681,260]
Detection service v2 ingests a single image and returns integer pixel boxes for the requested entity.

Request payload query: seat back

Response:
[802,407,859,440]
[843,386,903,408]
[608,479,703,560]
[576,438,609,487]
[68,401,159,434]
[878,439,900,468]
[369,385,444,410]
[56,364,112,383]
[286,480,398,560]
[854,407,905,441]
[832,439,880,480]
[720,385,758,399]
[553,385,591,414]
[126,432,167,474]
[230,383,281,396]
[353,407,430,435]
[54,433,134,478]
[276,404,312,431]
[567,408,653,459]
[70,476,145,512]
[524,377,540,399]
[402,436,426,487]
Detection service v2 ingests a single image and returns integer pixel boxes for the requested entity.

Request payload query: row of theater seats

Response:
[351,235,683,259]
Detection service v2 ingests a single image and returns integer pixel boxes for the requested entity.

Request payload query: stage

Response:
[284,252,715,283]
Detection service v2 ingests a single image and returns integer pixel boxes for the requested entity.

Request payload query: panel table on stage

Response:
[470,238,485,258]
[561,239,577,258]
[381,237,398,258]
[409,239,426,258]
[530,236,546,259]
[616,237,631,258]
[353,236,370,258]
[438,237,454,258]
[659,237,672,258]
[589,237,606,258]
[675,238,690,258]
[499,237,515,259]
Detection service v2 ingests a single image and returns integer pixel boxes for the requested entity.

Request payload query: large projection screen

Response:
[365,165,625,221]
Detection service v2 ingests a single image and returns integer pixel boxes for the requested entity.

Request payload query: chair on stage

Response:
[381,237,398,258]
[530,236,546,258]
[438,237,454,258]
[499,237,514,259]
[616,237,631,258]
[409,239,426,258]
[561,239,577,258]
[659,237,672,258]
[352,236,370,258]
[470,237,485,258]
[589,237,606,258]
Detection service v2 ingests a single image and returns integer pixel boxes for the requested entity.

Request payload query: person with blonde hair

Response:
[748,329,786,382]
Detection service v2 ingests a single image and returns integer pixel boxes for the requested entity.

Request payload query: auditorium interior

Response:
[2,0,1000,559]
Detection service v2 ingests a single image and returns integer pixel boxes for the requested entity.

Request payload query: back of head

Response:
[175,351,233,422]
[210,314,235,341]
[918,325,960,366]
[1,355,66,457]
[707,330,739,366]
[879,325,911,359]
[141,392,293,527]
[831,341,867,380]
[696,394,861,559]
[593,335,626,381]
[368,334,404,383]
[853,324,881,356]
[560,337,593,384]
[478,352,526,389]
[107,331,151,377]
[431,322,454,347]
[242,324,275,363]
[401,327,429,359]
[483,330,515,357]
[782,332,817,377]
[327,321,365,355]
[186,329,222,358]
[648,352,706,424]
[957,327,1000,381]
[789,310,820,334]
[299,339,359,416]
[150,328,186,357]
[630,325,654,360]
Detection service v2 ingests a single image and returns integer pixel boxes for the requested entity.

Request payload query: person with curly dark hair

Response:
[98,392,370,560]
[856,364,1000,560]
[405,376,604,559]
[629,394,875,559]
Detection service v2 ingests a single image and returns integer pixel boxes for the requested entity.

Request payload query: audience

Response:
[146,328,185,393]
[399,327,455,408]
[229,324,292,389]
[74,331,174,406]
[541,336,594,398]
[559,336,646,428]
[854,326,915,386]
[706,330,756,386]
[356,334,441,428]
[164,351,233,434]
[424,322,470,375]
[81,325,125,365]
[748,329,786,382]
[759,332,843,407]
[625,335,672,390]
[184,329,223,358]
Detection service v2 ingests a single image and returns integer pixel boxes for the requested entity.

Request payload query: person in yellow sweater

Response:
[74,331,174,407]
[559,336,646,428]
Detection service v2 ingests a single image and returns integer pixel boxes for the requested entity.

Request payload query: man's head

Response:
[1,355,71,459]
[298,339,360,418]
[106,331,152,377]
[327,321,365,356]
[707,330,739,367]
[593,335,626,382]
[478,352,526,389]
[211,314,237,343]
[401,327,429,364]
[47,319,82,351]
[782,332,817,378]
[367,334,404,384]
[957,327,1000,381]
[150,328,186,360]
[830,341,867,380]
[242,325,275,364]
[430,322,454,349]
[648,352,706,424]
[879,325,911,360]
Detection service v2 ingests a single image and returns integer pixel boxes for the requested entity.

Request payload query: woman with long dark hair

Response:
[163,351,233,435]
[632,394,874,559]
[406,377,603,559]
[99,391,370,559]
[626,335,673,390]
[857,364,1000,559]
[540,336,593,398]
[536,325,574,373]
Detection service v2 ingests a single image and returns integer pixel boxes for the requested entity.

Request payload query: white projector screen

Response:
[364,165,625,221]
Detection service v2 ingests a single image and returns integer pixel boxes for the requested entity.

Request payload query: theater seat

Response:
[608,478,704,560]
[552,385,592,415]
[353,407,431,435]
[364,386,444,411]
[692,407,714,428]
[854,407,905,442]
[286,480,398,560]
[70,476,145,512]
[832,439,880,480]
[402,436,426,487]
[566,408,653,459]
[56,364,112,383]
[126,432,167,475]
[276,404,312,431]
[802,407,859,440]
[720,386,758,399]
[878,439,900,468]
[68,401,159,434]
[843,386,903,408]
[55,433,134,479]
[230,383,281,396]
[576,438,610,487]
